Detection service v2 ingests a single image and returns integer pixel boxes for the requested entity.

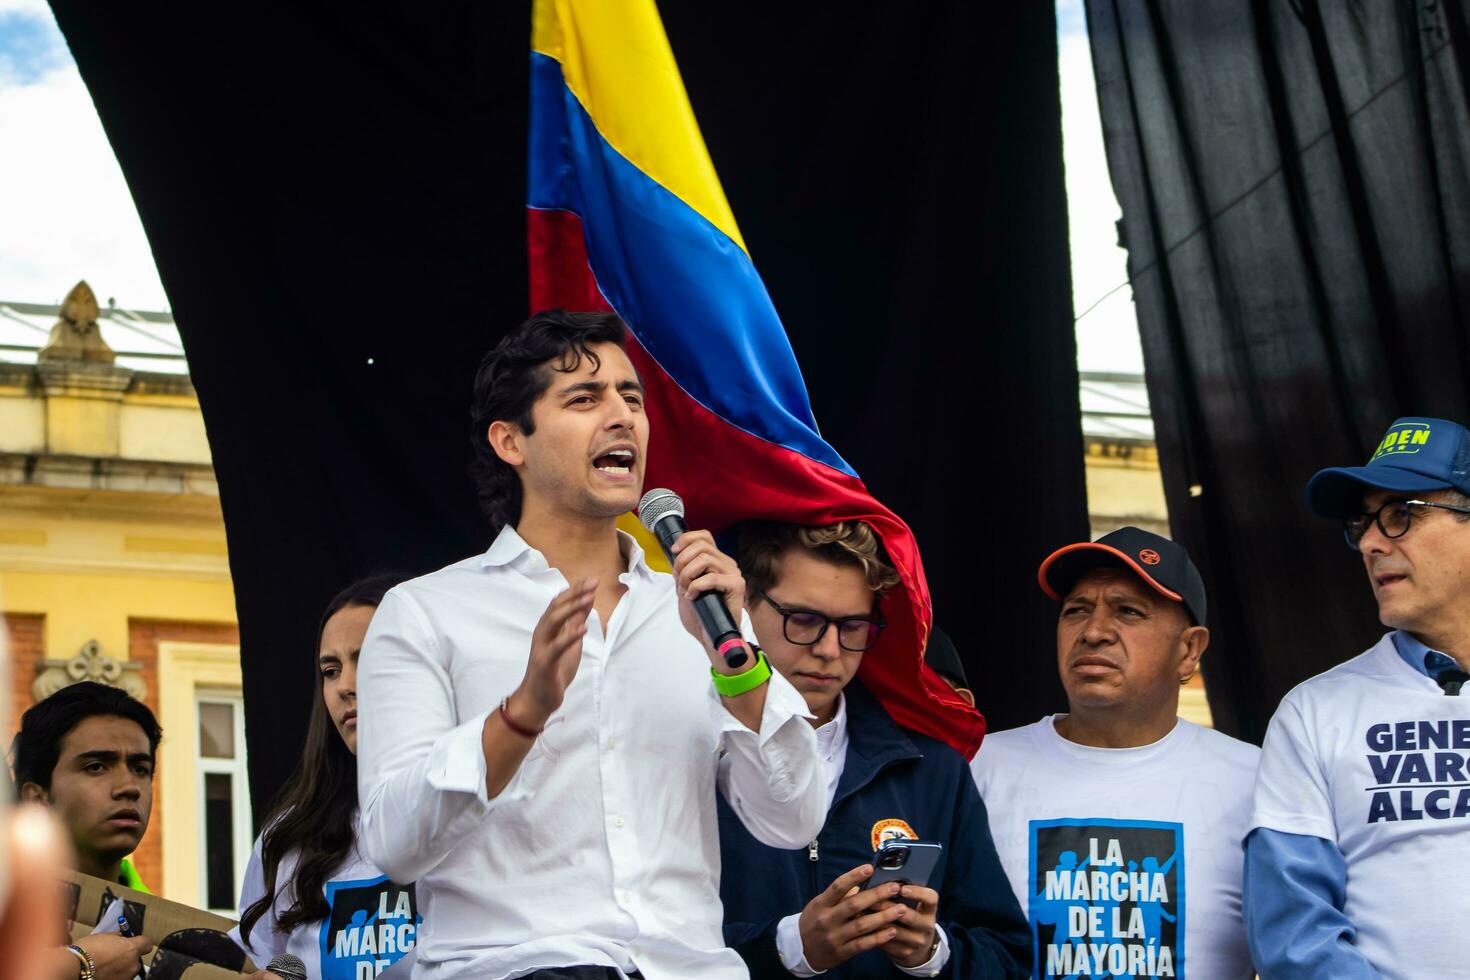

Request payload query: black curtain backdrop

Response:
[50,1,1087,816]
[1086,0,1470,742]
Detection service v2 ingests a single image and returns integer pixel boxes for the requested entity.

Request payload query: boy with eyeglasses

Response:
[717,520,1030,979]
[1245,416,1470,979]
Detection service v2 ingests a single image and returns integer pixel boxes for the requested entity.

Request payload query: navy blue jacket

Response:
[718,682,1030,979]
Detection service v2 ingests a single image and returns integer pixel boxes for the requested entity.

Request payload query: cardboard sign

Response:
[63,870,257,979]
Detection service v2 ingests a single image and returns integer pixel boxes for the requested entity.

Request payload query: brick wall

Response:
[5,612,44,727]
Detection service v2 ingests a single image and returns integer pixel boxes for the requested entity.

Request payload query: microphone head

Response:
[638,488,684,530]
[265,952,309,980]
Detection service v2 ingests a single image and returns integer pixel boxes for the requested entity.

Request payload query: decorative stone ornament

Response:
[37,281,116,364]
[32,640,146,702]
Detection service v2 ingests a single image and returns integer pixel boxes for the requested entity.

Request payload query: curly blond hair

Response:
[735,520,901,598]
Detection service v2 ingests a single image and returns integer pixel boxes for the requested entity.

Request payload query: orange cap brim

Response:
[1036,541,1184,604]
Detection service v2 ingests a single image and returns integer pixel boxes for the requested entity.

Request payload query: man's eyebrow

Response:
[126,752,154,766]
[558,379,607,396]
[74,750,121,764]
[615,378,644,393]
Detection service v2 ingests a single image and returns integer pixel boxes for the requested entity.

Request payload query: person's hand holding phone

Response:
[797,864,909,971]
[877,884,940,968]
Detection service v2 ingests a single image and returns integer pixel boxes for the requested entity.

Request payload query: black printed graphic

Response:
[1028,818,1184,978]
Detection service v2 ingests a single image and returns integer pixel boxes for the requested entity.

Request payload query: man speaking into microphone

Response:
[356,309,826,980]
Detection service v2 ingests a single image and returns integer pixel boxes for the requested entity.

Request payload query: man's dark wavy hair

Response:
[469,309,628,531]
[11,682,161,798]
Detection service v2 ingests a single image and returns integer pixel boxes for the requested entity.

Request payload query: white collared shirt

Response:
[356,526,826,980]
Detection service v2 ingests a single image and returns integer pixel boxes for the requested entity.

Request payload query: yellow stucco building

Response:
[0,283,247,912]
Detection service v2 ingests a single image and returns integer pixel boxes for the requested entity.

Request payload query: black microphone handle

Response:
[652,514,749,669]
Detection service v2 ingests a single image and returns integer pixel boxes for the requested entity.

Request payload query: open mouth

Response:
[591,447,636,477]
[106,809,142,829]
[1375,572,1407,589]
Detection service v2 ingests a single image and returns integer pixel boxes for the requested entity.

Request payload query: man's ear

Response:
[955,686,976,708]
[1177,625,1209,684]
[487,420,525,468]
[18,782,48,805]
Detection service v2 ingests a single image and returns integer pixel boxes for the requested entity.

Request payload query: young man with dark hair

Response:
[11,681,158,980]
[971,528,1259,980]
[1246,417,1470,979]
[719,519,1030,979]
[357,309,826,980]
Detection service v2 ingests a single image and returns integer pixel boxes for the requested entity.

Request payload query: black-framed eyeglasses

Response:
[1343,498,1470,550]
[755,593,886,652]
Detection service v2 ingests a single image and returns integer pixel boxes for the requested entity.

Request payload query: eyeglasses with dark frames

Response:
[754,593,886,652]
[1342,498,1470,550]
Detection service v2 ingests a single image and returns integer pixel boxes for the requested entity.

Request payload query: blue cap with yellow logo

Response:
[1306,416,1470,518]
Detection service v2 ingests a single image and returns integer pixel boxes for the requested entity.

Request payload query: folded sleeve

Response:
[1243,828,1381,979]
[356,589,536,883]
[1250,694,1337,841]
[715,666,827,849]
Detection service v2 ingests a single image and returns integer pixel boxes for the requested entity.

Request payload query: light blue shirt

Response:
[1389,629,1463,682]
[1243,630,1461,978]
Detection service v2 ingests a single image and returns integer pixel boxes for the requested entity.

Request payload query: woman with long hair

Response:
[232,574,420,979]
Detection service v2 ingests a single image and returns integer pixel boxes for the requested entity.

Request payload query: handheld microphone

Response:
[265,953,308,980]
[638,488,749,670]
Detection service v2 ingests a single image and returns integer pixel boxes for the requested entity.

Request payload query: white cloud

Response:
[0,0,49,16]
[0,5,169,310]
[1056,0,1144,375]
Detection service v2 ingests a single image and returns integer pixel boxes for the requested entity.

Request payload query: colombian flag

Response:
[526,0,984,758]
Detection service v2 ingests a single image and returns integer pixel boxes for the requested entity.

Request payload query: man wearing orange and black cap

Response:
[971,527,1259,980]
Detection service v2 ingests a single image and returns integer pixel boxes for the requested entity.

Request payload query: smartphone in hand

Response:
[862,839,944,895]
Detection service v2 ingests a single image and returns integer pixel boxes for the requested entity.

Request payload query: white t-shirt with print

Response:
[971,716,1258,979]
[1251,632,1470,979]
[230,823,419,980]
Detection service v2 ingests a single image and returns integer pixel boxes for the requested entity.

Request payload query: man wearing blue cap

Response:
[1245,416,1470,979]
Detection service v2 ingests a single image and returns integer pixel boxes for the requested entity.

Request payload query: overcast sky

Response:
[0,0,1144,373]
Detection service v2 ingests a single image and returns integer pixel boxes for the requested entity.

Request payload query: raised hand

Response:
[797,864,909,971]
[510,577,596,728]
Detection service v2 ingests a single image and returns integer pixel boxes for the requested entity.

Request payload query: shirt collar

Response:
[480,524,654,582]
[1390,629,1462,680]
[814,693,848,761]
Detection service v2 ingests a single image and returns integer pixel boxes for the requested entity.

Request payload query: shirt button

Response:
[613,816,625,828]
[608,737,618,750]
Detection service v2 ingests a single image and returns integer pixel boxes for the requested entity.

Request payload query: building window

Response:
[197,694,251,914]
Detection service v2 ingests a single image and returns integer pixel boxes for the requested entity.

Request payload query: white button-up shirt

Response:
[357,527,826,980]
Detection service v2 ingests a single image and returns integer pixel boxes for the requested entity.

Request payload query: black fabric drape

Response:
[49,1,1087,814]
[1086,0,1470,741]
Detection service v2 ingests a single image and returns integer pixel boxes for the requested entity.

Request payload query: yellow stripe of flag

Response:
[531,0,748,256]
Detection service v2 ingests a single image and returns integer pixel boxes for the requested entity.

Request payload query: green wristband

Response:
[711,647,771,697]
